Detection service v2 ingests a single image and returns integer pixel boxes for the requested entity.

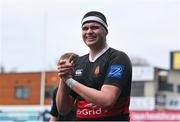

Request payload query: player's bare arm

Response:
[56,55,76,115]
[64,78,121,109]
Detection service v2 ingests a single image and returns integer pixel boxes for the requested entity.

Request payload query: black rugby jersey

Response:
[71,47,132,121]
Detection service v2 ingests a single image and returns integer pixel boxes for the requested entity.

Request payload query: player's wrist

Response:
[65,78,77,88]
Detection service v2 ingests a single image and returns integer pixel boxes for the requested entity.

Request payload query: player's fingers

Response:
[58,72,67,77]
[68,54,77,63]
[58,60,66,65]
[58,67,71,72]
[57,65,73,71]
[57,71,71,77]
[57,65,73,74]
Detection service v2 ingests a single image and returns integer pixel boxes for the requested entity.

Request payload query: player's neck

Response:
[89,43,108,60]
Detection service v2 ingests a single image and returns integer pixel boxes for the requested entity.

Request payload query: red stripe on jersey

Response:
[76,97,130,118]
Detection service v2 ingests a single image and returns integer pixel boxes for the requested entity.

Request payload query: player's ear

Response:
[105,31,108,35]
[103,27,108,35]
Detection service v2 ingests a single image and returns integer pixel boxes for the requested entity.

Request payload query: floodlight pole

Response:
[40,11,47,106]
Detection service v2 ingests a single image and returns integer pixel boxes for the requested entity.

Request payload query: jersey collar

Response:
[89,46,109,62]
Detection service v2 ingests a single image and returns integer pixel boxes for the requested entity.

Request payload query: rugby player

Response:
[57,11,132,121]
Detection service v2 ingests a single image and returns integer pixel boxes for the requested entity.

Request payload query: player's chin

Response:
[85,40,97,47]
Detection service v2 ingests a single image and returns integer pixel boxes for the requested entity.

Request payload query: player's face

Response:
[82,22,107,49]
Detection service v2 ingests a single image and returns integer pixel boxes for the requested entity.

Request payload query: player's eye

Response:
[82,26,88,31]
[91,26,99,30]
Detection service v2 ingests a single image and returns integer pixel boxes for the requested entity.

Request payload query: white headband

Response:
[81,16,108,30]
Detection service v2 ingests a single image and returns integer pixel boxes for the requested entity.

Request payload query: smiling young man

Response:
[56,11,132,121]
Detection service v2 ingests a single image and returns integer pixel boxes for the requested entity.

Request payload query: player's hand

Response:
[57,60,72,78]
[57,54,76,79]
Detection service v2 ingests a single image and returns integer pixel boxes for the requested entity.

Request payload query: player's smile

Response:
[85,35,97,42]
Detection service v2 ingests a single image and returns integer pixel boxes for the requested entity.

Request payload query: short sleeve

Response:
[104,51,132,90]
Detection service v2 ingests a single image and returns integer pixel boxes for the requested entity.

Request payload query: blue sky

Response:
[0,0,179,72]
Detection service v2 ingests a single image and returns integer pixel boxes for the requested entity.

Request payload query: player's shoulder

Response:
[108,47,130,58]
